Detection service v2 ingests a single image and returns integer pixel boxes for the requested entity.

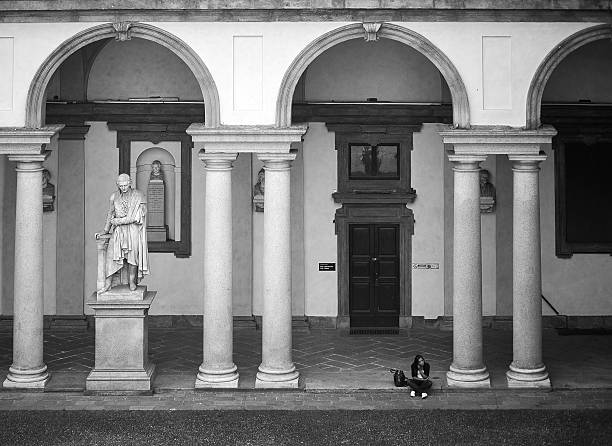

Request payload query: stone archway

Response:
[25,22,221,128]
[526,24,612,130]
[275,22,470,129]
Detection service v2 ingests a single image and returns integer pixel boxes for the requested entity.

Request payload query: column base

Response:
[506,364,551,388]
[446,364,491,388]
[195,364,239,389]
[86,362,156,393]
[3,365,49,390]
[255,365,300,389]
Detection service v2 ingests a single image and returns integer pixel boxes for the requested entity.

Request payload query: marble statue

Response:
[146,159,168,241]
[479,169,496,213]
[97,173,150,292]
[253,167,265,212]
[42,168,55,212]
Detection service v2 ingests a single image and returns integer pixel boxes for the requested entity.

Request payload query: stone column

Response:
[256,152,299,388]
[195,152,239,388]
[446,154,490,388]
[3,153,50,389]
[507,153,550,387]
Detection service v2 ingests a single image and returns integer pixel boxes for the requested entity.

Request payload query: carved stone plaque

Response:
[147,179,167,241]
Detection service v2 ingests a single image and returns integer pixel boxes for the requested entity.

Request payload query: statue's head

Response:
[116,173,132,194]
[42,169,51,187]
[479,169,490,185]
[257,168,265,184]
[152,160,162,175]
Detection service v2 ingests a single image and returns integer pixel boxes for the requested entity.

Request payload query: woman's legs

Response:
[408,379,432,395]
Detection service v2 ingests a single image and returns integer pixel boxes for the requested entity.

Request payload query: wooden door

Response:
[349,224,400,327]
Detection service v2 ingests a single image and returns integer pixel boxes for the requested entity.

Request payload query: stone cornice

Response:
[439,125,557,156]
[0,125,64,156]
[1,2,611,22]
[187,124,307,154]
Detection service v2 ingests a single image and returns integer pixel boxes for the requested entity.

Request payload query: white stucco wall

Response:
[87,39,203,101]
[0,21,601,128]
[411,124,446,319]
[302,123,339,317]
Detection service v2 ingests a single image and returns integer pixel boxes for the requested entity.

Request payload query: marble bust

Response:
[480,169,496,213]
[253,168,265,212]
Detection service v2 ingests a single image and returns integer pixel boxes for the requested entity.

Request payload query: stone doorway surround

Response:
[439,125,556,389]
[335,205,414,330]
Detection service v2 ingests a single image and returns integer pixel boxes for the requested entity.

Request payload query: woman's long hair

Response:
[412,355,424,368]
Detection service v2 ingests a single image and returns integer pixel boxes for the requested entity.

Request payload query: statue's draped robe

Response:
[105,189,150,280]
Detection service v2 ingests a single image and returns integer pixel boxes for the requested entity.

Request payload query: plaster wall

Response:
[411,124,445,318]
[0,158,16,315]
[0,21,598,127]
[543,39,612,103]
[0,156,6,313]
[302,123,339,316]
[42,137,58,315]
[87,39,203,101]
[302,39,449,103]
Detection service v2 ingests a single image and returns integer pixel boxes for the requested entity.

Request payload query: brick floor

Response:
[1,327,612,394]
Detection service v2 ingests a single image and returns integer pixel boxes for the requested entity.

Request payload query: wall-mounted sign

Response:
[319,263,336,271]
[413,263,439,270]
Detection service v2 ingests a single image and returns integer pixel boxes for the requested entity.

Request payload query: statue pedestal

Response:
[86,286,156,393]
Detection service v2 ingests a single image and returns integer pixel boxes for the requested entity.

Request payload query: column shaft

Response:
[507,154,550,387]
[196,152,239,388]
[4,156,50,389]
[256,153,299,388]
[446,155,490,388]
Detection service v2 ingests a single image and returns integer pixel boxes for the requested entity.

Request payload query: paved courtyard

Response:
[1,326,611,394]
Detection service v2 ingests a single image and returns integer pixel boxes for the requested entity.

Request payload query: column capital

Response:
[8,150,51,169]
[447,152,487,172]
[258,152,297,171]
[508,152,547,172]
[198,151,238,170]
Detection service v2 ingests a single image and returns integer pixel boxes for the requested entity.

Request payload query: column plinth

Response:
[446,154,490,388]
[196,152,239,388]
[255,152,299,388]
[507,154,550,388]
[3,154,50,390]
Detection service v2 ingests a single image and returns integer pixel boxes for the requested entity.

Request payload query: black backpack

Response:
[391,369,408,387]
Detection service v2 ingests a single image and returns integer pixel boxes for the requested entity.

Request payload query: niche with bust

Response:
[115,128,192,258]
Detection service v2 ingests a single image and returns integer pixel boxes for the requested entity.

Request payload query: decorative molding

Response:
[526,24,612,130]
[25,22,220,128]
[439,125,557,155]
[187,124,307,153]
[112,21,132,41]
[362,22,382,42]
[0,125,64,155]
[276,23,470,129]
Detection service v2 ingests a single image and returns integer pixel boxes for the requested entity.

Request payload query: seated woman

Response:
[408,355,432,399]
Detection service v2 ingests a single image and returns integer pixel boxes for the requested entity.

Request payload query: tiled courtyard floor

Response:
[1,327,611,394]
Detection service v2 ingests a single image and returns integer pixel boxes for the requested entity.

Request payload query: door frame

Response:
[335,204,414,328]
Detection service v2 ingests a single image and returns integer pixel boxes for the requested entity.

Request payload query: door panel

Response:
[349,224,400,327]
